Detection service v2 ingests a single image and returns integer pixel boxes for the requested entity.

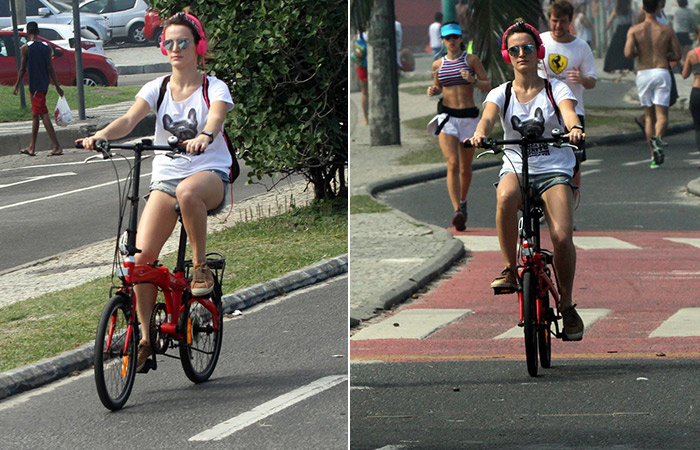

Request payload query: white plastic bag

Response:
[54,96,73,127]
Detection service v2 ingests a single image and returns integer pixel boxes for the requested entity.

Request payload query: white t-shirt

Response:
[538,32,597,116]
[484,79,577,177]
[429,21,442,48]
[137,75,234,182]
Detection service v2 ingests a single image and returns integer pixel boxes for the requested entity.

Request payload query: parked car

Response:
[0,0,112,43]
[0,30,118,86]
[79,0,147,44]
[143,7,161,45]
[3,23,105,54]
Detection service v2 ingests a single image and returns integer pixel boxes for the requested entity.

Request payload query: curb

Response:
[117,63,171,75]
[350,125,700,328]
[0,254,347,401]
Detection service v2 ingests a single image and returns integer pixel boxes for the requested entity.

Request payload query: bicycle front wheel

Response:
[538,291,552,369]
[94,293,137,410]
[179,281,223,383]
[522,271,538,377]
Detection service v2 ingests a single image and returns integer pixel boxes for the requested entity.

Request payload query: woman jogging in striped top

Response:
[427,22,491,231]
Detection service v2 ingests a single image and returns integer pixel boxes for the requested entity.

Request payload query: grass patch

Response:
[0,200,347,373]
[350,195,391,214]
[0,85,141,122]
[400,84,431,96]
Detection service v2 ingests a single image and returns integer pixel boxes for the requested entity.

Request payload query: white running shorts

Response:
[427,114,480,142]
[636,68,671,107]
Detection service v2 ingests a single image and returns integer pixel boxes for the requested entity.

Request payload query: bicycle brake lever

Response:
[476,150,496,159]
[166,152,192,162]
[83,153,114,163]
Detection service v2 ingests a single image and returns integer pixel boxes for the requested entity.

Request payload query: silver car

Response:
[0,0,112,43]
[79,0,147,44]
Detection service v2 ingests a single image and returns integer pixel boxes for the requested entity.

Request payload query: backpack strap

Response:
[501,81,512,120]
[544,78,563,126]
[156,75,171,112]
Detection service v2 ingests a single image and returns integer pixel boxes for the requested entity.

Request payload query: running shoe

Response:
[650,160,660,169]
[650,136,665,165]
[561,305,584,341]
[458,200,468,222]
[452,211,466,232]
[136,339,153,372]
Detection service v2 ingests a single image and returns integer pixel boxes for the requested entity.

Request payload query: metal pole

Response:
[442,0,457,23]
[9,0,26,108]
[72,0,85,119]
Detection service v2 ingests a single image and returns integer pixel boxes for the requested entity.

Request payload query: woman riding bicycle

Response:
[78,11,234,367]
[468,21,584,340]
[427,22,491,231]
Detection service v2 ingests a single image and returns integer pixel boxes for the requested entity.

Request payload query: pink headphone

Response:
[160,12,209,56]
[500,21,545,63]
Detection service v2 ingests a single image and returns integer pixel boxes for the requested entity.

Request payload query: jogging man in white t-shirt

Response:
[539,0,597,187]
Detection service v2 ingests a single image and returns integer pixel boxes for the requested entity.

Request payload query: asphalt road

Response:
[0,147,299,272]
[351,131,700,449]
[379,131,700,231]
[0,276,348,449]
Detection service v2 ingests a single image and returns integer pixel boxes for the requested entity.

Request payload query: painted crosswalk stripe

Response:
[572,237,640,250]
[351,309,472,340]
[189,375,347,441]
[457,236,501,252]
[494,309,611,339]
[649,308,700,337]
[664,238,700,249]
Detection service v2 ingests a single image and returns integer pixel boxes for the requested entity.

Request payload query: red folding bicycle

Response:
[80,137,225,410]
[468,112,580,377]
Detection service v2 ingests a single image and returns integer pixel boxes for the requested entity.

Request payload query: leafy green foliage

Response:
[152,0,347,199]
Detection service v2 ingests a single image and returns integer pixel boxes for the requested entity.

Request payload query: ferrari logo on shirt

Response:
[548,54,568,74]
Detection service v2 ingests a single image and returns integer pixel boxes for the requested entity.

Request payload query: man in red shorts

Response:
[13,21,64,156]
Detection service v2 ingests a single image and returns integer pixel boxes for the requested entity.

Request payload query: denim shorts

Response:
[496,172,576,197]
[148,170,230,214]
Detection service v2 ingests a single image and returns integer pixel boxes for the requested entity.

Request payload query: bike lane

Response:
[351,228,700,362]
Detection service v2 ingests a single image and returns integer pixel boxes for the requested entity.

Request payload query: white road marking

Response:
[622,160,651,167]
[494,309,611,339]
[457,236,500,252]
[581,159,603,165]
[649,308,700,337]
[579,169,601,176]
[351,309,471,340]
[664,237,700,249]
[0,156,137,172]
[572,236,641,250]
[0,172,76,189]
[0,172,151,211]
[189,375,348,442]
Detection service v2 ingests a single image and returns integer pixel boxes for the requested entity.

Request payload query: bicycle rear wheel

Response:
[538,291,552,369]
[179,280,223,383]
[522,271,538,377]
[94,293,137,410]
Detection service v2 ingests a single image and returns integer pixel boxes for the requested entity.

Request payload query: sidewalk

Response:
[350,53,700,328]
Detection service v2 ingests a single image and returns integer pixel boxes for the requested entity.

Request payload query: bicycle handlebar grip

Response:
[463,138,474,148]
[75,141,84,149]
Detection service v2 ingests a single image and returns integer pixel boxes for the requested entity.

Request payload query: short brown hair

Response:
[549,0,574,20]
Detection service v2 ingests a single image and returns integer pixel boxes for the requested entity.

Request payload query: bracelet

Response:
[571,125,584,131]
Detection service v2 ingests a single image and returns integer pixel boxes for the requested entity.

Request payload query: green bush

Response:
[152,0,348,199]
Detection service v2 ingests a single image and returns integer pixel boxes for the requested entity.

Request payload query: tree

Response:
[152,0,347,200]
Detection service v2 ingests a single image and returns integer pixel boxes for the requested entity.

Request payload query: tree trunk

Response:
[368,0,400,146]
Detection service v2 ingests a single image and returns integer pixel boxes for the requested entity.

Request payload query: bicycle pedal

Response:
[493,286,517,295]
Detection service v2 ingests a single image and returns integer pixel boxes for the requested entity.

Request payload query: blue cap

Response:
[441,23,462,37]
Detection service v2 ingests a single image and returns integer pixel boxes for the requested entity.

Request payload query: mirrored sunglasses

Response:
[507,44,536,57]
[443,34,461,41]
[163,38,191,51]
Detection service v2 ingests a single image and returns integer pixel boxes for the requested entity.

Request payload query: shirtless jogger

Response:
[624,0,681,169]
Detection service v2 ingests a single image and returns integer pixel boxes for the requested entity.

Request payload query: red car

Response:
[0,30,118,87]
[144,9,163,46]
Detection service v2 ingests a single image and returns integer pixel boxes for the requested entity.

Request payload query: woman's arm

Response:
[468,101,499,147]
[466,54,492,93]
[182,100,229,154]
[559,99,584,145]
[682,49,696,79]
[606,11,616,30]
[427,58,443,96]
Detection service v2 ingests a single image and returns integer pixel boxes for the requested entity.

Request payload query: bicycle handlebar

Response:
[78,136,190,162]
[463,129,580,159]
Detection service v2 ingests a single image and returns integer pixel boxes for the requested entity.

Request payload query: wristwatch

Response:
[571,125,584,131]
[200,130,214,143]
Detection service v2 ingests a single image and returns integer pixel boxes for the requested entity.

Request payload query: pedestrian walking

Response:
[428,12,444,60]
[352,28,369,125]
[672,0,697,67]
[540,0,597,189]
[13,21,64,157]
[604,0,635,75]
[427,22,491,231]
[625,0,681,169]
